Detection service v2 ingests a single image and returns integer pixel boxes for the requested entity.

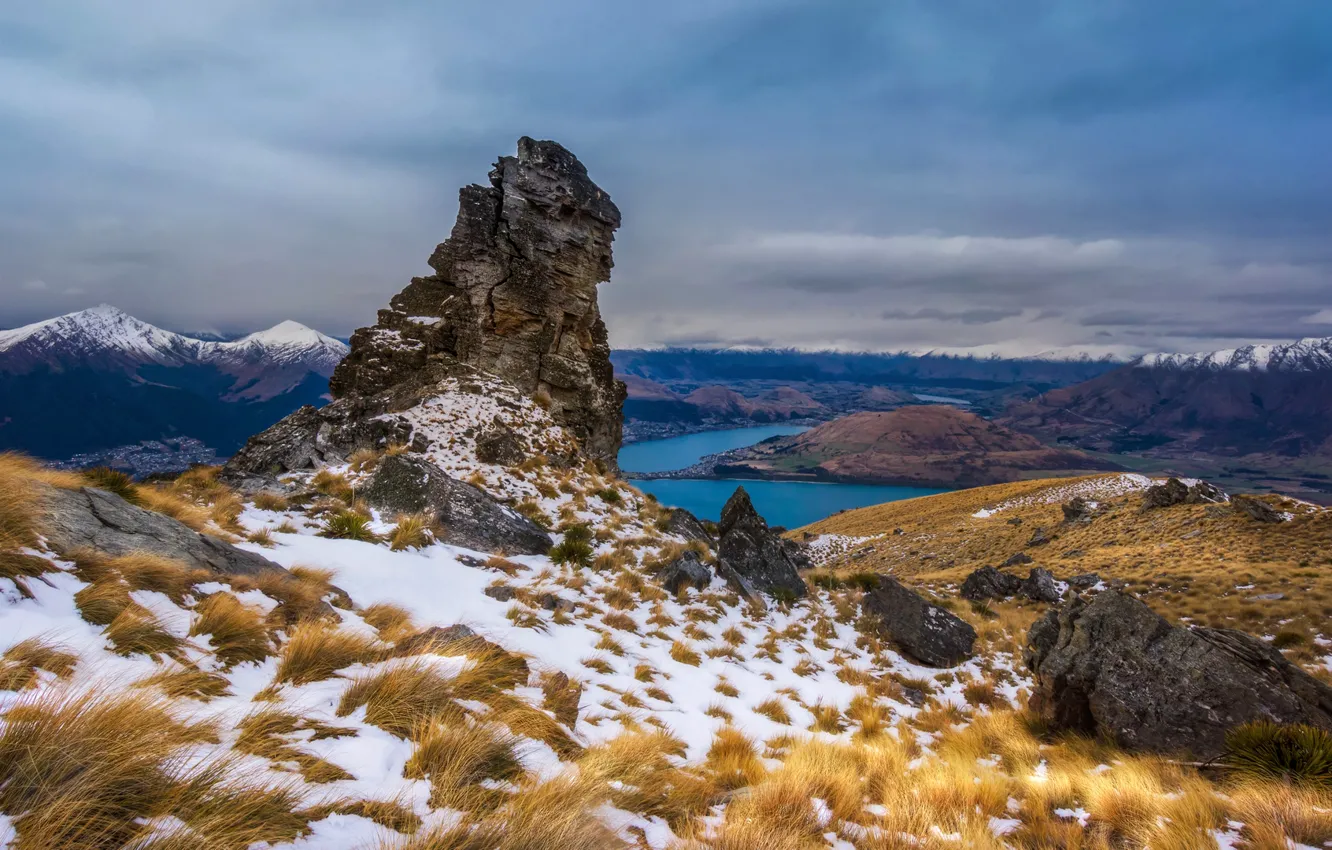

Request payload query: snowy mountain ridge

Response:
[0,304,347,372]
[1135,335,1332,372]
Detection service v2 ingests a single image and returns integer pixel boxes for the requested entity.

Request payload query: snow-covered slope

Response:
[1136,336,1332,372]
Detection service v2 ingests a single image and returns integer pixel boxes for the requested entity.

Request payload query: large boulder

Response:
[862,576,976,667]
[960,566,1023,601]
[1020,567,1064,603]
[1142,477,1227,511]
[663,507,712,544]
[474,424,525,466]
[1025,590,1332,758]
[716,487,807,599]
[41,485,283,576]
[365,455,552,555]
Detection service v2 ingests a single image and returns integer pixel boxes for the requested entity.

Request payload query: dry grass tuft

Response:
[104,605,184,660]
[251,491,289,511]
[0,638,78,691]
[338,659,466,736]
[403,719,523,810]
[389,512,437,551]
[361,602,417,642]
[235,709,356,784]
[274,620,382,685]
[135,666,233,701]
[190,592,272,667]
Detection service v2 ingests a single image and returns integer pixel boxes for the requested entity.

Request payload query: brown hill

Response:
[718,405,1119,488]
[798,474,1332,656]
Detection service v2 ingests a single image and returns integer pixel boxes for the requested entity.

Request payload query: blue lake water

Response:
[914,393,972,405]
[619,425,948,529]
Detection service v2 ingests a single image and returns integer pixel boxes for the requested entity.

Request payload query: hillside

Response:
[0,306,347,461]
[712,405,1120,488]
[802,473,1332,649]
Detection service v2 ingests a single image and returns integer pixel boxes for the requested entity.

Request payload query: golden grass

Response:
[802,473,1332,643]
[404,719,523,811]
[389,512,437,551]
[251,490,289,511]
[669,640,702,666]
[135,666,233,701]
[361,602,417,642]
[0,637,78,691]
[274,620,382,685]
[103,605,184,660]
[338,660,468,735]
[235,709,356,784]
[189,592,272,666]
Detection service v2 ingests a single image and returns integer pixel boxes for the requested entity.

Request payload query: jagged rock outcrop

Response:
[474,423,525,466]
[663,507,712,543]
[1141,477,1227,511]
[1061,497,1094,523]
[364,455,552,555]
[329,136,624,466]
[961,565,1065,603]
[716,487,808,599]
[960,566,1023,601]
[225,138,625,479]
[1025,590,1332,758]
[41,485,283,576]
[862,575,976,667]
[1231,494,1284,523]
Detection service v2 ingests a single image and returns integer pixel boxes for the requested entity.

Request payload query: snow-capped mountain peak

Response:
[0,305,348,379]
[1135,336,1332,372]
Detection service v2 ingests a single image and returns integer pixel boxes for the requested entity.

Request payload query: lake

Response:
[620,424,948,529]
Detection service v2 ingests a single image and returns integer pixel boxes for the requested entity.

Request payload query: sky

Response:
[2,1,1330,357]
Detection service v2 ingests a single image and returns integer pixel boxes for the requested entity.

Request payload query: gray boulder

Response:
[1025,590,1332,758]
[862,576,976,667]
[41,485,283,576]
[475,424,526,466]
[716,487,807,599]
[1061,497,1094,523]
[365,454,552,555]
[960,566,1023,601]
[1232,494,1283,523]
[657,550,713,594]
[1065,573,1101,590]
[663,507,712,543]
[1142,477,1190,509]
[1020,567,1063,603]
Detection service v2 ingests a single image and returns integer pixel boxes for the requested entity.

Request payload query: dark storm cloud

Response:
[1,1,1330,356]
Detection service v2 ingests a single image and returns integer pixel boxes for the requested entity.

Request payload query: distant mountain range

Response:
[0,305,347,460]
[1002,337,1332,458]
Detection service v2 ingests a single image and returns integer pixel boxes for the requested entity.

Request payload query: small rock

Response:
[393,624,476,656]
[541,671,583,726]
[1251,592,1285,601]
[1006,517,1024,526]
[1231,494,1283,523]
[1065,573,1101,590]
[1061,549,1085,559]
[1061,497,1094,523]
[960,566,1023,601]
[537,592,575,613]
[484,585,516,602]
[474,424,526,466]
[862,576,976,667]
[1187,480,1227,504]
[893,528,905,535]
[1020,568,1063,603]
[1027,527,1052,547]
[1003,552,1034,567]
[658,551,713,594]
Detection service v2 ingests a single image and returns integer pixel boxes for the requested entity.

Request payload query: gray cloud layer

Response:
[2,2,1330,355]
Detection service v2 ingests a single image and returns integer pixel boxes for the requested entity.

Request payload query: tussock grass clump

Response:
[74,577,133,625]
[319,509,381,542]
[0,551,59,599]
[1225,720,1332,786]
[136,666,233,701]
[669,640,702,667]
[485,555,525,576]
[251,490,289,511]
[246,527,275,547]
[361,602,416,642]
[104,606,184,660]
[348,447,383,472]
[514,499,552,530]
[550,524,595,567]
[0,688,216,849]
[390,512,437,551]
[83,466,141,503]
[134,486,213,532]
[753,697,792,725]
[190,592,271,667]
[338,660,466,736]
[235,709,356,784]
[404,720,523,810]
[0,638,78,691]
[705,727,767,791]
[252,570,338,626]
[274,621,382,685]
[311,469,354,501]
